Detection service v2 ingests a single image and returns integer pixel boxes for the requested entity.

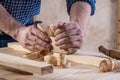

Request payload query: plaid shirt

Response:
[0,0,96,47]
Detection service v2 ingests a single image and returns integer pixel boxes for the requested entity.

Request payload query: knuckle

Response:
[56,34,63,41]
[73,41,78,47]
[60,39,64,45]
[35,45,41,49]
[43,42,47,48]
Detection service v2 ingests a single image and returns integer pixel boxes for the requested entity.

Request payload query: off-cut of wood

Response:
[22,52,39,60]
[54,53,120,72]
[8,42,31,53]
[0,52,53,75]
[44,54,58,66]
[54,53,107,67]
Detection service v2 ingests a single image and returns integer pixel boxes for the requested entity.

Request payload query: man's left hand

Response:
[54,22,83,50]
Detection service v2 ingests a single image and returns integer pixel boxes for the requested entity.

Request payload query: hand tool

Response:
[99,46,120,60]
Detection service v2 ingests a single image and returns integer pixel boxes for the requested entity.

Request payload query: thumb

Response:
[57,21,65,28]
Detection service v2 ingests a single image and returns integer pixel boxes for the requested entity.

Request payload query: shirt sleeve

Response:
[66,0,96,15]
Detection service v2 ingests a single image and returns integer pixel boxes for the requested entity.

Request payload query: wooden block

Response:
[0,47,27,57]
[8,42,31,53]
[0,52,53,75]
[22,52,39,60]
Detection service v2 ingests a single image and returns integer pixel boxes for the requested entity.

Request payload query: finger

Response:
[54,28,63,36]
[56,22,77,31]
[55,22,64,30]
[54,22,65,32]
[36,39,53,50]
[33,44,43,51]
[31,26,51,42]
[28,32,38,41]
[25,40,44,52]
[26,38,52,50]
[55,29,80,41]
[59,41,82,49]
[55,35,81,46]
[25,45,38,52]
[25,39,35,46]
[54,23,81,36]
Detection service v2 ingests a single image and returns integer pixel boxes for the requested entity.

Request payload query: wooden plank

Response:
[8,42,31,53]
[0,48,39,60]
[0,52,53,75]
[8,41,68,54]
[0,47,26,57]
[54,53,107,67]
[117,0,120,49]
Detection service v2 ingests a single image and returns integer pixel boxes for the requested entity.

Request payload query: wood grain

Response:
[8,42,31,53]
[0,52,53,75]
[54,53,108,67]
[117,0,120,49]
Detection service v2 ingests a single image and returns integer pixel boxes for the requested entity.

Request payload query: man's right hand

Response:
[16,25,52,52]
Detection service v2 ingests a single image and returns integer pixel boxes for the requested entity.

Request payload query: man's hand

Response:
[54,22,83,50]
[16,25,52,52]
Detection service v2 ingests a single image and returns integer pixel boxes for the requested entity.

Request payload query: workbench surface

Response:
[0,48,120,80]
[0,64,120,80]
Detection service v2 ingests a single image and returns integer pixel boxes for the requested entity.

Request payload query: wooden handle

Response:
[99,46,120,59]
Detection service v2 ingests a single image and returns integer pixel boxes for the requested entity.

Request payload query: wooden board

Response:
[0,49,53,75]
[0,61,120,80]
[117,0,120,49]
[8,37,76,54]
[8,42,31,53]
[0,48,120,80]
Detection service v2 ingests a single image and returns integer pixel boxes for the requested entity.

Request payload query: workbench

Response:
[0,48,120,80]
[0,63,120,80]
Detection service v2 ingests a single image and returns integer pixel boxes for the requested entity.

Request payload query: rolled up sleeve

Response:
[66,0,96,15]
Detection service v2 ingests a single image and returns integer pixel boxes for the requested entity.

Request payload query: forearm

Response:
[70,1,91,36]
[0,4,25,40]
